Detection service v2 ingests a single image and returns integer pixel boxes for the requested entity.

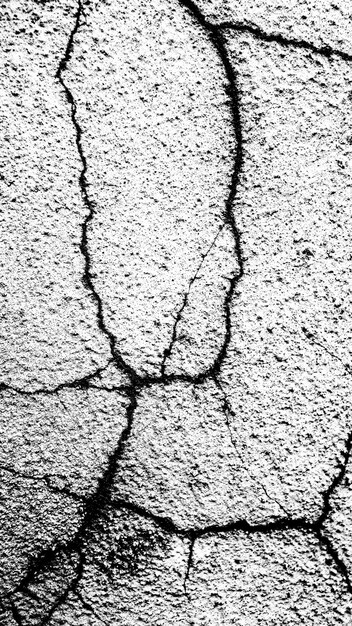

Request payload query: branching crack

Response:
[56,0,139,387]
[0,360,126,397]
[2,0,352,620]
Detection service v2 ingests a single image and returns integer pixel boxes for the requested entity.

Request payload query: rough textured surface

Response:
[196,0,352,57]
[0,0,112,391]
[216,30,352,521]
[188,530,352,624]
[65,0,235,377]
[114,380,283,528]
[1,0,352,623]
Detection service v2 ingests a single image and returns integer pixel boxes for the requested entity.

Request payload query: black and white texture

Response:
[1,0,352,623]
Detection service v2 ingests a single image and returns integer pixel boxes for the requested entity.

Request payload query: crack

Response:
[10,600,23,626]
[302,327,352,376]
[74,590,108,625]
[183,536,196,596]
[3,0,352,619]
[0,360,129,397]
[0,464,84,503]
[40,552,85,626]
[55,0,139,387]
[161,224,224,376]
[317,431,352,528]
[315,531,352,595]
[216,21,352,64]
[213,374,291,518]
[5,386,139,622]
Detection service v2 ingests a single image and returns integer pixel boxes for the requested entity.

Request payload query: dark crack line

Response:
[0,361,118,397]
[161,224,224,376]
[55,0,139,387]
[0,464,84,503]
[75,590,108,625]
[316,531,352,595]
[213,374,290,517]
[317,431,352,527]
[302,327,352,376]
[216,21,352,64]
[9,600,23,626]
[183,536,196,596]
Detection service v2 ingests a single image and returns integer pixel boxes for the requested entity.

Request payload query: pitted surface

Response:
[64,0,235,377]
[1,0,352,623]
[196,0,352,57]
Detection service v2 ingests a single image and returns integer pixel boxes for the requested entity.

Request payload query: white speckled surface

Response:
[1,0,352,623]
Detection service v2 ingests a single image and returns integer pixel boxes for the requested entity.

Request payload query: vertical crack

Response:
[183,536,196,597]
[56,0,139,386]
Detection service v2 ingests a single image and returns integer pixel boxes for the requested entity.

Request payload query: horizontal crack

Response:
[217,20,352,63]
[0,464,83,503]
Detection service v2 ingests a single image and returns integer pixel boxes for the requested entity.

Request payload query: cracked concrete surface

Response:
[1,0,352,623]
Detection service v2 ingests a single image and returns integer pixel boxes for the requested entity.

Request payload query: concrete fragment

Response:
[65,0,235,376]
[0,389,129,496]
[218,32,352,520]
[114,380,287,528]
[48,507,190,625]
[0,0,112,391]
[188,529,352,624]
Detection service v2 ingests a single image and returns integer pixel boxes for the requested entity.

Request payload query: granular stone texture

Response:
[218,30,352,520]
[113,380,284,528]
[187,530,352,624]
[0,0,112,391]
[1,0,352,623]
[64,0,235,377]
[196,0,352,57]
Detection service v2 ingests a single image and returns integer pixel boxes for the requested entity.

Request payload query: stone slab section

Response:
[0,389,129,496]
[0,472,82,598]
[187,529,352,624]
[196,0,352,57]
[65,0,235,377]
[218,32,352,520]
[47,508,190,625]
[0,0,112,391]
[114,380,289,529]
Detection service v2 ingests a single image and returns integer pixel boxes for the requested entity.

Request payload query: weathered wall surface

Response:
[1,0,351,624]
